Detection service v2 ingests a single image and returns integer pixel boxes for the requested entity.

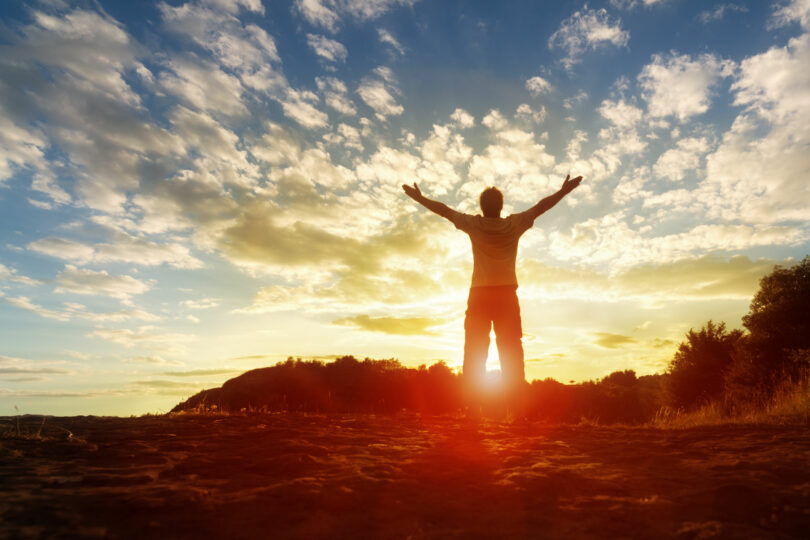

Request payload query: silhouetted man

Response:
[402,175,582,397]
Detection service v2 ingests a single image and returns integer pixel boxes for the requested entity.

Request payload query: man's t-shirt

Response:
[448,210,534,288]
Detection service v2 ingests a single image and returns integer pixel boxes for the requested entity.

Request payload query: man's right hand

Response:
[402,182,422,200]
[561,174,583,194]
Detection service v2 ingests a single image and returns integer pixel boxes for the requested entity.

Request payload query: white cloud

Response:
[28,234,203,269]
[639,52,734,121]
[481,109,508,131]
[378,29,405,55]
[17,10,141,105]
[525,76,552,97]
[0,264,39,286]
[701,32,810,224]
[294,0,342,32]
[160,2,285,96]
[281,89,330,129]
[549,211,807,269]
[5,296,70,321]
[549,7,629,69]
[0,116,49,187]
[698,4,748,24]
[90,325,192,348]
[293,0,418,32]
[181,298,220,309]
[771,0,810,30]
[316,77,357,115]
[357,68,403,120]
[450,108,475,129]
[515,104,546,124]
[306,34,348,63]
[653,137,710,181]
[54,265,150,300]
[468,126,557,204]
[598,99,643,129]
[159,57,247,117]
[610,0,667,8]
[563,90,588,110]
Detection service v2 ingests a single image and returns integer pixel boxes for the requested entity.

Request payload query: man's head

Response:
[479,187,503,218]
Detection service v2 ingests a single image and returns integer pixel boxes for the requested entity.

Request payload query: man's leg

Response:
[493,288,525,387]
[463,288,491,394]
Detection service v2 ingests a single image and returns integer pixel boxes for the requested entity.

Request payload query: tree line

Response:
[173,256,810,423]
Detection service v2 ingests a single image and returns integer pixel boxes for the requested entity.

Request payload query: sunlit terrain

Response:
[1,0,809,417]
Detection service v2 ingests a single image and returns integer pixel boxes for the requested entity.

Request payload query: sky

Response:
[1,0,809,416]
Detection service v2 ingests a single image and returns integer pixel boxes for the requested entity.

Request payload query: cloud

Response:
[517,255,781,304]
[0,264,40,286]
[316,77,357,115]
[515,104,546,124]
[181,298,221,309]
[698,4,748,24]
[450,108,475,129]
[332,314,447,335]
[653,137,710,181]
[598,99,643,129]
[54,265,150,300]
[306,34,348,63]
[639,52,734,121]
[293,0,419,32]
[525,76,552,97]
[63,304,161,323]
[281,89,330,129]
[701,31,810,224]
[5,296,71,321]
[357,66,403,120]
[771,0,810,29]
[378,29,405,55]
[90,325,192,348]
[549,7,629,69]
[549,211,807,269]
[159,57,247,117]
[128,355,182,366]
[592,332,637,348]
[467,123,556,204]
[160,1,284,95]
[28,233,203,269]
[294,0,342,32]
[0,367,69,375]
[159,368,241,377]
[0,115,49,188]
[610,0,667,8]
[5,295,159,323]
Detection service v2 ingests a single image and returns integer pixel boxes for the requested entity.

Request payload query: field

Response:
[3,413,810,538]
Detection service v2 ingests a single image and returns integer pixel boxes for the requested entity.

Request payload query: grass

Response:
[651,375,810,428]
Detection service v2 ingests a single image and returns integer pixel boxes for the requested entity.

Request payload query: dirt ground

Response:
[2,414,809,538]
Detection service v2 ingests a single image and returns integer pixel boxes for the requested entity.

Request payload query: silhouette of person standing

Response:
[403,175,582,397]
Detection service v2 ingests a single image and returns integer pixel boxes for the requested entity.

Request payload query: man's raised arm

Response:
[402,182,458,222]
[526,174,582,221]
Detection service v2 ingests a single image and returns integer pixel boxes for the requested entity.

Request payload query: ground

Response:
[2,414,810,538]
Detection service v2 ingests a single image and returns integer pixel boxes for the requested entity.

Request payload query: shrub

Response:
[666,320,743,410]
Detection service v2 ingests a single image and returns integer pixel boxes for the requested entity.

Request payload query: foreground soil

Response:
[2,414,809,539]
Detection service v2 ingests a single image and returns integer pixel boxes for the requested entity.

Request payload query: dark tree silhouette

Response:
[741,256,810,382]
[666,320,743,410]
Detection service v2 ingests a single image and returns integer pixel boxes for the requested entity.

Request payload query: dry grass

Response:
[651,376,810,428]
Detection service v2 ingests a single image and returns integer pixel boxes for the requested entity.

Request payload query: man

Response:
[402,174,582,396]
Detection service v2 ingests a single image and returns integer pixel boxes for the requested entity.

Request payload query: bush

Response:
[666,320,743,410]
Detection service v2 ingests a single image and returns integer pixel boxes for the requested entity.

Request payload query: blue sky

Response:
[1,0,809,415]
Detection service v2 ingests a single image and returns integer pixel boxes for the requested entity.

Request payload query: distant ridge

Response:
[172,356,664,423]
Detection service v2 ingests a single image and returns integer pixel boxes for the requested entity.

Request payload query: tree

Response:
[666,320,743,410]
[742,256,810,382]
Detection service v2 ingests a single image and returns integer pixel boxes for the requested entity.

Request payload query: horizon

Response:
[1,0,809,416]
